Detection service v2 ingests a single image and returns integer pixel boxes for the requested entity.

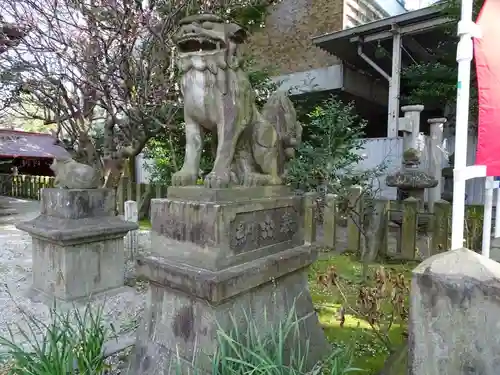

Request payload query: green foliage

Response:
[0,302,112,375]
[286,97,386,198]
[403,62,458,109]
[180,0,275,31]
[465,204,484,251]
[401,0,484,116]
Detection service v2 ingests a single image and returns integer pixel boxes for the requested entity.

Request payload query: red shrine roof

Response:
[0,129,71,158]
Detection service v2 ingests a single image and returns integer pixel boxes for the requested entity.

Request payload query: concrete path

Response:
[0,196,40,226]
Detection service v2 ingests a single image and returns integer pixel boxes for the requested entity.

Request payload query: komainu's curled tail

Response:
[261,91,303,175]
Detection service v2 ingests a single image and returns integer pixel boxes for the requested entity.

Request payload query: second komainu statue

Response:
[172,13,302,188]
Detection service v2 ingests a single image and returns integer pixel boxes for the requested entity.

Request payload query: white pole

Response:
[387,27,402,138]
[428,118,446,212]
[451,0,476,250]
[482,176,494,257]
[496,182,500,238]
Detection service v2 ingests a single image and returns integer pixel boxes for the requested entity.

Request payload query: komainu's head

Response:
[174,13,247,60]
[50,156,72,173]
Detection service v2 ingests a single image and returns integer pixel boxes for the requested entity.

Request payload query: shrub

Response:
[286,97,387,225]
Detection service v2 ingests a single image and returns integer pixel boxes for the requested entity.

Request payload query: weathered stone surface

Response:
[133,185,328,374]
[128,246,328,375]
[40,188,114,219]
[30,237,126,301]
[150,187,302,271]
[50,157,100,189]
[490,237,500,262]
[16,188,137,302]
[137,244,316,304]
[409,247,500,375]
[167,185,293,202]
[172,14,301,188]
[386,148,437,203]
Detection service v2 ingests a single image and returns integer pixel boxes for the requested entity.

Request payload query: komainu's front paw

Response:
[172,169,198,186]
[204,170,232,188]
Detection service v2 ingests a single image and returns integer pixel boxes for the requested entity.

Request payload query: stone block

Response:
[490,237,500,262]
[129,186,329,374]
[40,188,115,219]
[17,188,137,302]
[150,186,303,271]
[409,247,500,375]
[128,245,329,375]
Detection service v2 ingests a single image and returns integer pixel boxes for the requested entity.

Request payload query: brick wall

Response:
[244,0,345,75]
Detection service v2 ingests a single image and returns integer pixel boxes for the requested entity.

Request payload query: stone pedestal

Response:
[128,186,328,374]
[490,237,500,262]
[16,188,138,302]
[409,248,500,375]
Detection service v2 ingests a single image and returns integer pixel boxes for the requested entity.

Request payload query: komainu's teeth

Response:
[216,42,220,49]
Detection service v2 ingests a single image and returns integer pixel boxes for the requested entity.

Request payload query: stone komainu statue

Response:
[50,156,100,189]
[172,13,302,188]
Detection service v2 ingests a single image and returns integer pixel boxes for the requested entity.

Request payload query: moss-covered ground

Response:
[139,219,152,229]
[309,252,416,374]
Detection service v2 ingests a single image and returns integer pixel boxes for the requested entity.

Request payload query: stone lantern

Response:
[386,148,438,207]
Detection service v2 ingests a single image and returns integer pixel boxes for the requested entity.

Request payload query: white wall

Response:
[135,152,154,184]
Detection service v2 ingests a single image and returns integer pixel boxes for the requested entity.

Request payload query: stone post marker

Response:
[409,247,500,375]
[399,105,424,152]
[124,200,139,259]
[428,117,446,212]
[17,188,138,302]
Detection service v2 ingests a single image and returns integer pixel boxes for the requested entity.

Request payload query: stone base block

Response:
[16,188,138,302]
[29,234,126,301]
[128,244,329,375]
[409,248,500,375]
[150,186,303,271]
[491,237,500,262]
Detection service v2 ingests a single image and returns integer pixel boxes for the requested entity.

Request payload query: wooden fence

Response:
[0,174,483,258]
[0,174,55,200]
[304,186,480,260]
[0,173,169,215]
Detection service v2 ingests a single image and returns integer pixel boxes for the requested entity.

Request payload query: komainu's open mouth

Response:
[177,36,225,53]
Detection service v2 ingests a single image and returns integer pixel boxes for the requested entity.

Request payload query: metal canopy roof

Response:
[312,6,453,76]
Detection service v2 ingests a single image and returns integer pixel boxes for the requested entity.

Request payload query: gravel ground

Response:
[0,197,152,372]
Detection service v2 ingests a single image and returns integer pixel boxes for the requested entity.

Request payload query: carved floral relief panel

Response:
[230,207,299,253]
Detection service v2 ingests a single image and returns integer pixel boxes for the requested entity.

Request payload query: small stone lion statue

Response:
[50,156,100,189]
[172,13,302,188]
